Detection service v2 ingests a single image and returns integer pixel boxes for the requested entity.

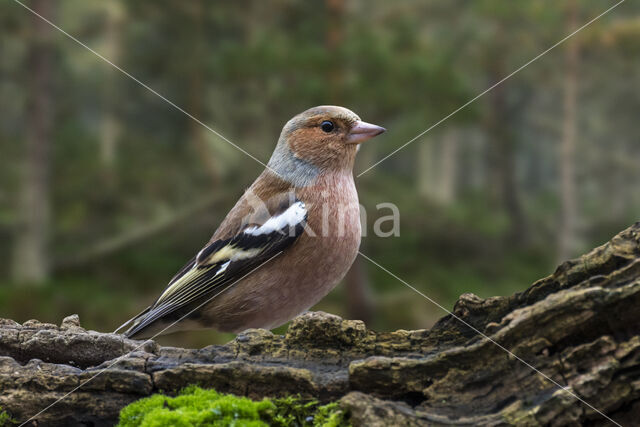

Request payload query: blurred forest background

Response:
[1,0,639,347]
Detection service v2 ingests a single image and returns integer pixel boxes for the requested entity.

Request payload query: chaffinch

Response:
[117,106,385,338]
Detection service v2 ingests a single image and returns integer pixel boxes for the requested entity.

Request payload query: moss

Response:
[0,406,16,427]
[269,395,348,427]
[118,386,350,427]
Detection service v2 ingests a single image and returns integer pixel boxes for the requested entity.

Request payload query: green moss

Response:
[268,395,348,427]
[118,386,350,427]
[0,406,16,427]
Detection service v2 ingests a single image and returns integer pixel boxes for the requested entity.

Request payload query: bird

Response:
[116,106,385,339]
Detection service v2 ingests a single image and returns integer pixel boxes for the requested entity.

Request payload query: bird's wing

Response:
[122,194,307,338]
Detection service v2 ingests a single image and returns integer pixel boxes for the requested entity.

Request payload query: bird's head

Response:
[268,106,385,185]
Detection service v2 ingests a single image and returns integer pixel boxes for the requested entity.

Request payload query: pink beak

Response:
[346,121,386,144]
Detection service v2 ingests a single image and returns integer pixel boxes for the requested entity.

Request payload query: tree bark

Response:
[11,0,55,284]
[558,0,580,263]
[2,223,639,425]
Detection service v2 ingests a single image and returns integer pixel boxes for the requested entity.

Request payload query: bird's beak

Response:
[346,121,386,144]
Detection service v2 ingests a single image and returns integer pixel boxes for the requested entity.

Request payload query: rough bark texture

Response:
[2,224,640,426]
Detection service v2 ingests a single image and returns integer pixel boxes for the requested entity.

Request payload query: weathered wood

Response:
[2,223,640,426]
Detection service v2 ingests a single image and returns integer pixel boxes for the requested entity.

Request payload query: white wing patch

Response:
[244,201,306,236]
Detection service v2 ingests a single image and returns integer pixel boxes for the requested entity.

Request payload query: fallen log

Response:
[1,223,639,426]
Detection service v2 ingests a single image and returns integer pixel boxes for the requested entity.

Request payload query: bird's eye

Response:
[320,121,335,133]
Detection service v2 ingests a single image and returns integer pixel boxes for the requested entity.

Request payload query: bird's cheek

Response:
[287,129,316,156]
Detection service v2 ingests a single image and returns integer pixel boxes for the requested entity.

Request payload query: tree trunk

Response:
[558,0,580,262]
[437,130,458,204]
[417,132,457,205]
[343,257,374,325]
[99,2,123,192]
[417,137,434,200]
[11,0,54,284]
[325,0,345,99]
[1,223,639,425]
[485,55,527,246]
[187,0,219,184]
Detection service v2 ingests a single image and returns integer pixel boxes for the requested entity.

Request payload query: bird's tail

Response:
[113,306,151,336]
